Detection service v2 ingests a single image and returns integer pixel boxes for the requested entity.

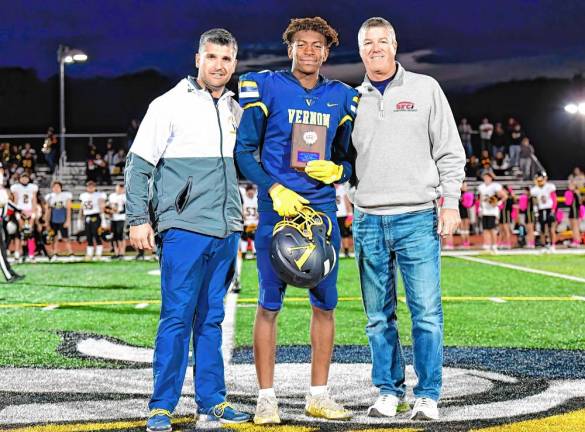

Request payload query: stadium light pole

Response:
[57,45,88,167]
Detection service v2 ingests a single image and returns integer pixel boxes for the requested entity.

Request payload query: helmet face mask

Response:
[270,207,336,289]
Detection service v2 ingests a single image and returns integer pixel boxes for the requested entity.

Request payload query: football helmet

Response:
[270,206,336,289]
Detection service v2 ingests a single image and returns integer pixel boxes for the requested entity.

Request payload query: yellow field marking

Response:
[471,408,585,431]
[0,300,161,309]
[2,294,585,310]
[1,416,192,431]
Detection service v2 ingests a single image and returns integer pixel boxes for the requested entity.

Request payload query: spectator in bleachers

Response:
[480,149,492,170]
[492,150,511,176]
[8,162,22,185]
[42,127,59,174]
[104,139,116,175]
[519,137,535,180]
[479,117,493,154]
[9,144,22,166]
[458,118,474,157]
[20,150,35,175]
[1,143,10,166]
[465,154,482,179]
[491,122,508,157]
[93,153,112,185]
[20,142,37,162]
[112,149,126,175]
[509,123,524,168]
[569,166,585,190]
[127,119,140,150]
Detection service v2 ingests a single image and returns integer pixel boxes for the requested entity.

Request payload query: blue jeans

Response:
[353,208,443,401]
[149,228,239,412]
[509,145,521,167]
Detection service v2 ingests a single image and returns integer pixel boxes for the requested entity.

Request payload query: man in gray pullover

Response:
[351,17,466,421]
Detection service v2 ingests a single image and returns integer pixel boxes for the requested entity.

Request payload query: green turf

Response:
[234,256,585,349]
[0,261,161,368]
[1,255,584,368]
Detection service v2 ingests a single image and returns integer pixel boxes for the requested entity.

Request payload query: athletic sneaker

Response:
[198,402,251,424]
[410,397,439,420]
[146,408,172,432]
[367,394,410,417]
[305,393,352,420]
[253,395,281,425]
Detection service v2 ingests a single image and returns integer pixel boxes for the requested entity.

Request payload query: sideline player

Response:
[79,180,106,260]
[45,181,73,259]
[235,16,357,424]
[10,173,38,260]
[108,183,127,259]
[531,172,557,251]
[477,170,506,253]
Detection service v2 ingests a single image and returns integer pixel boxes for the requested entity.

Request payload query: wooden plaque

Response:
[290,123,327,170]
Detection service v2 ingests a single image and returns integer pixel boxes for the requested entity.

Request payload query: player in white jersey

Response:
[335,183,353,258]
[0,177,24,282]
[79,180,106,259]
[10,173,38,260]
[477,169,507,252]
[108,183,127,259]
[530,173,557,250]
[45,181,73,258]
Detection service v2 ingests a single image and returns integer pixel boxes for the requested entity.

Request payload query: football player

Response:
[10,172,38,261]
[531,173,557,251]
[108,183,127,259]
[477,169,507,253]
[79,180,106,260]
[45,181,73,259]
[235,16,357,424]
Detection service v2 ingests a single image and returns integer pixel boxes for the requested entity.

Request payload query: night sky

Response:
[2,0,585,90]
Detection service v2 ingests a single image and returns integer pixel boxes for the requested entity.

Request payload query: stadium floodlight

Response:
[579,103,585,115]
[57,45,89,168]
[565,103,578,114]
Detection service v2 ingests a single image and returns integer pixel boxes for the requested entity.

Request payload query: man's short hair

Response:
[282,17,339,48]
[358,17,397,48]
[52,180,62,188]
[198,28,238,55]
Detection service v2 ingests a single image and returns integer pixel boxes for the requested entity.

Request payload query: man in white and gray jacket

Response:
[351,17,465,421]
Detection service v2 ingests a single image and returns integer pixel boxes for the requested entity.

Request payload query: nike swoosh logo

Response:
[326,103,338,107]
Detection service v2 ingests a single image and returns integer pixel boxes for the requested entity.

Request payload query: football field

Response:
[1,253,584,431]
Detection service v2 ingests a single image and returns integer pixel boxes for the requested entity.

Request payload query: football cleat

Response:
[253,395,281,425]
[305,393,351,420]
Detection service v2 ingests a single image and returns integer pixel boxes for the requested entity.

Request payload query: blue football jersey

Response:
[235,70,359,213]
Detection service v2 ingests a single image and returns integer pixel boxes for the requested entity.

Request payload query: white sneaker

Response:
[367,394,404,417]
[254,396,281,425]
[411,397,439,420]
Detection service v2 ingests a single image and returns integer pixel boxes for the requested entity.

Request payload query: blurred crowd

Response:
[459,117,540,180]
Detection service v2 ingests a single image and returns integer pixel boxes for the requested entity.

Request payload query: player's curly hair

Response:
[282,17,339,48]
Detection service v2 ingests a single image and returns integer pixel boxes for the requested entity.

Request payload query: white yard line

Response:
[455,255,585,284]
[222,291,239,365]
